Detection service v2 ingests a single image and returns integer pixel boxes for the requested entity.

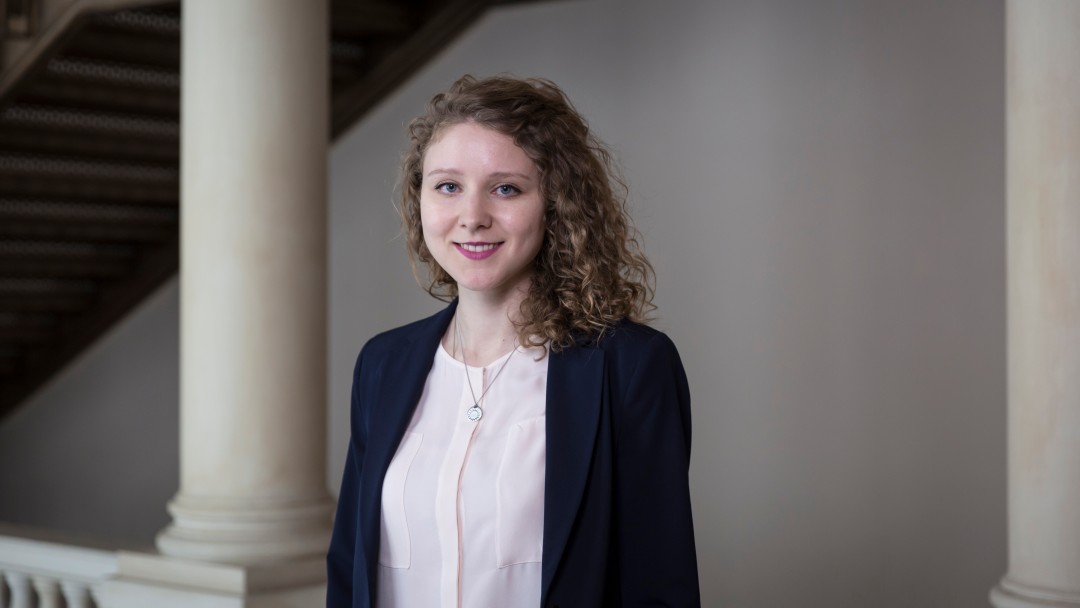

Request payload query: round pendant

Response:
[466,405,483,422]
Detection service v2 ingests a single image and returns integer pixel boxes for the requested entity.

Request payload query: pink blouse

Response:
[377,342,548,607]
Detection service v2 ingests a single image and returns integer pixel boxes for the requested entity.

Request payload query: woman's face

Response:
[420,122,545,300]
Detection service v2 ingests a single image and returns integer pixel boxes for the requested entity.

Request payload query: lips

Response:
[454,241,503,260]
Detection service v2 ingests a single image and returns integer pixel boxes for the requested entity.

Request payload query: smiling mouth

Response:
[456,242,502,252]
[454,241,503,260]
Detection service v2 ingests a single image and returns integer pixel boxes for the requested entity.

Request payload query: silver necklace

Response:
[454,314,516,422]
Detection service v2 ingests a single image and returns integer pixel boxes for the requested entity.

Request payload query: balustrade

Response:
[0,569,100,608]
[0,527,116,608]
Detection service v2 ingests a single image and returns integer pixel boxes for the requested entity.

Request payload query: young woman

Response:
[327,75,700,608]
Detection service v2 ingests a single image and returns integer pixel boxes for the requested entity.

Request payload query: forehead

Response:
[422,122,537,175]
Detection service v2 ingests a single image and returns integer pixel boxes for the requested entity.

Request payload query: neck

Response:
[448,286,526,367]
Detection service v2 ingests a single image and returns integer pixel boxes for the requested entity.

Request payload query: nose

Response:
[459,189,491,230]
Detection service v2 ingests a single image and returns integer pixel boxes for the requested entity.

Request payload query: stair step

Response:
[43,57,179,92]
[0,104,179,162]
[0,312,57,344]
[0,126,178,163]
[17,78,179,116]
[0,152,176,180]
[0,241,137,278]
[0,278,97,313]
[0,152,178,203]
[91,8,181,37]
[0,173,176,203]
[0,219,173,242]
[0,104,178,138]
[0,198,177,242]
[331,2,414,37]
[61,27,180,69]
[0,198,177,221]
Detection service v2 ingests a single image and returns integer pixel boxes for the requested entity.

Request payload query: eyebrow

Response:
[425,168,535,182]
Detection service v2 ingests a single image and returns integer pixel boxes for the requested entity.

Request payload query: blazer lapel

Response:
[359,300,456,605]
[542,342,605,603]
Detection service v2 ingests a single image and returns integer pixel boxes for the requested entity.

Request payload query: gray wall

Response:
[0,278,178,548]
[1,0,1006,605]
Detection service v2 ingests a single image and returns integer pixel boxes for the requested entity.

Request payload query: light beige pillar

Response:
[155,0,332,565]
[991,2,1080,607]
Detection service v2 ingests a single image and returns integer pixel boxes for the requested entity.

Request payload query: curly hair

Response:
[399,74,655,352]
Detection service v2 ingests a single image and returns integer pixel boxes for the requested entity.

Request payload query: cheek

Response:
[419,211,439,255]
[526,209,547,245]
[418,200,440,236]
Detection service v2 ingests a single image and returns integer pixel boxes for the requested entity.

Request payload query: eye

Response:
[494,184,521,197]
[435,182,460,194]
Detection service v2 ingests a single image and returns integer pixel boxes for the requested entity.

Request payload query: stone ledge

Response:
[114,551,325,593]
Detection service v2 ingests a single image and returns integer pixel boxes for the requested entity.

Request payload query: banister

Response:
[0,524,120,608]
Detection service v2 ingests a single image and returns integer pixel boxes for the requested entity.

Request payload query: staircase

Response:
[0,0,508,419]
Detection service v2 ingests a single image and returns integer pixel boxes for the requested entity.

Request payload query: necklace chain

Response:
[455,314,516,421]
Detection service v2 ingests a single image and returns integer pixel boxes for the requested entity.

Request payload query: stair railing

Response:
[0,526,117,608]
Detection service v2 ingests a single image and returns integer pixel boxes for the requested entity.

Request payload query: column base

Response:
[991,577,1080,608]
[156,493,333,564]
[97,551,326,608]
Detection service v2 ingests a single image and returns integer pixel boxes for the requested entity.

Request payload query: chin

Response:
[455,279,502,295]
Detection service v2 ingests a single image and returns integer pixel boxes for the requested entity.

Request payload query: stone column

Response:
[991,2,1080,607]
[155,0,332,565]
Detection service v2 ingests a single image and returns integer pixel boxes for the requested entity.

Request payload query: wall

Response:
[0,279,178,548]
[0,0,1006,605]
[329,0,1006,604]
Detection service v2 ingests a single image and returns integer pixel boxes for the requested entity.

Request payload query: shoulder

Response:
[594,318,680,361]
[582,319,685,381]
[590,319,692,442]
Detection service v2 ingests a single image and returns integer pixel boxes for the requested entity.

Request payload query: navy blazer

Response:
[327,301,700,607]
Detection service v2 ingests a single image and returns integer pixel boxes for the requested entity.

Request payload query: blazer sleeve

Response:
[327,350,366,607]
[613,331,700,606]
